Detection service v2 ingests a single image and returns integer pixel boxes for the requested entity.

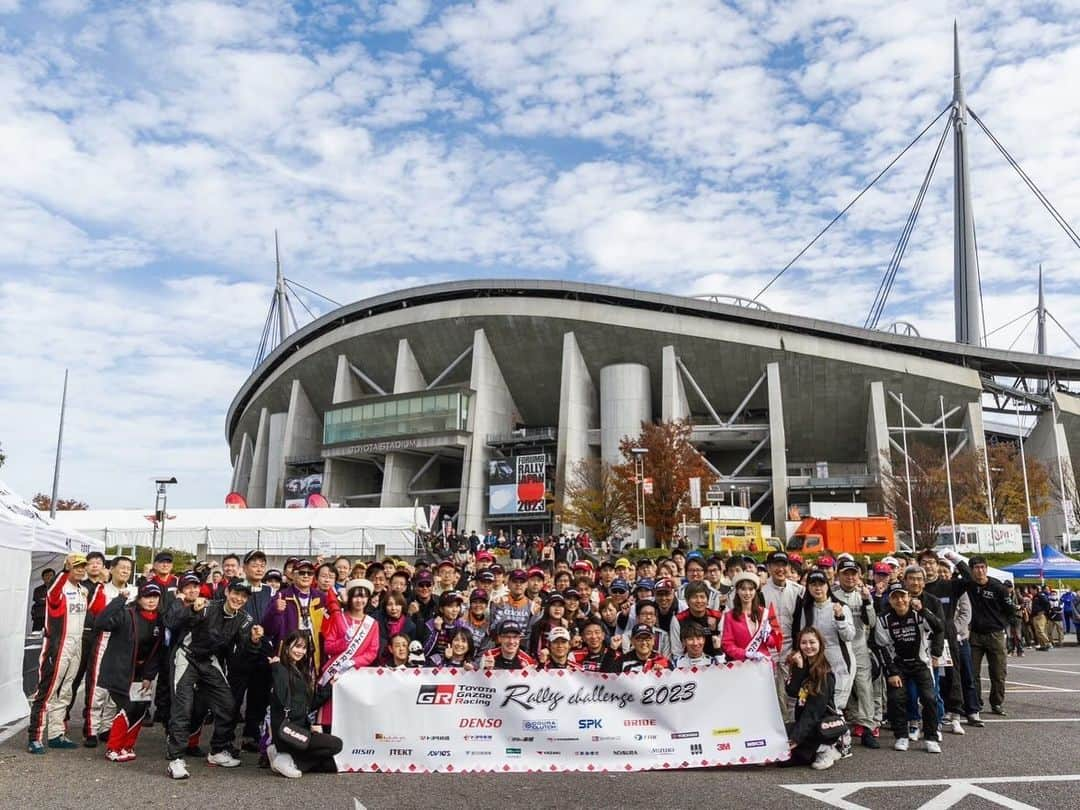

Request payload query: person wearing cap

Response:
[622,599,672,658]
[490,569,539,646]
[619,623,671,672]
[538,626,576,669]
[64,551,109,737]
[924,553,984,730]
[264,569,283,596]
[419,590,467,662]
[143,551,179,591]
[28,553,91,753]
[263,559,329,673]
[832,558,880,748]
[872,584,942,753]
[225,549,276,752]
[482,621,536,670]
[94,582,165,762]
[899,565,947,741]
[164,578,264,778]
[722,572,782,663]
[817,557,836,586]
[407,570,439,624]
[761,549,803,724]
[81,556,138,747]
[319,579,379,728]
[791,570,856,757]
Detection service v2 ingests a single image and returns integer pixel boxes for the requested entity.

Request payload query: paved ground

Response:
[4,641,1078,809]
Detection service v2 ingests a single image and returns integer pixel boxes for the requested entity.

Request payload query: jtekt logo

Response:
[388,748,413,756]
[416,685,454,705]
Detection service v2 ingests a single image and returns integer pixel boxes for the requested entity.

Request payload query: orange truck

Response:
[786,516,896,556]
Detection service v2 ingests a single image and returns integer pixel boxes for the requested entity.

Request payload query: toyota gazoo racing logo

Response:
[417,684,496,706]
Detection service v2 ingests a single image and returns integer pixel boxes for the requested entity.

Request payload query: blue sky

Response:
[1,0,1079,509]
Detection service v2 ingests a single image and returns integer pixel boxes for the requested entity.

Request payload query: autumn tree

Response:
[33,493,89,512]
[559,458,632,544]
[882,442,950,550]
[950,443,1053,525]
[612,419,717,547]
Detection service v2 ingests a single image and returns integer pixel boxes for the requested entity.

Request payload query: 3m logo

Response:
[716,742,731,751]
[417,684,455,705]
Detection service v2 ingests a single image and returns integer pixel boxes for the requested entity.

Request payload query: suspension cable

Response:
[984,307,1036,339]
[285,280,319,321]
[252,298,276,371]
[1006,310,1038,351]
[753,104,952,301]
[285,278,342,307]
[865,115,951,329]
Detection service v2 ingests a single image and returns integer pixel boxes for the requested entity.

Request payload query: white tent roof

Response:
[51,506,427,557]
[0,479,102,554]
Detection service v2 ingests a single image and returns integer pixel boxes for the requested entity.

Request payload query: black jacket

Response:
[95,595,164,694]
[953,561,1016,634]
[910,590,946,658]
[165,598,258,663]
[269,661,332,740]
[786,666,837,746]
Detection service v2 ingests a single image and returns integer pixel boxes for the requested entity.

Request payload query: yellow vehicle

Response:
[705,520,770,553]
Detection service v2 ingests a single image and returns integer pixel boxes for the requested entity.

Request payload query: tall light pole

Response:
[152,477,177,556]
[631,447,648,550]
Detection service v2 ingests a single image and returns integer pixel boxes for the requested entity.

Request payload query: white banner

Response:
[333,660,788,773]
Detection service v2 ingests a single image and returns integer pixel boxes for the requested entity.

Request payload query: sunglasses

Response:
[296,570,314,576]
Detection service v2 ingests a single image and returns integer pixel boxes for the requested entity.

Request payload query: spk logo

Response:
[416,684,455,705]
[578,719,603,729]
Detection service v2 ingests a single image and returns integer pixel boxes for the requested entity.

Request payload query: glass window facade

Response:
[323,390,472,444]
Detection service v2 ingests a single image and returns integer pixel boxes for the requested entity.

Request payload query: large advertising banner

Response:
[333,661,788,773]
[487,454,549,516]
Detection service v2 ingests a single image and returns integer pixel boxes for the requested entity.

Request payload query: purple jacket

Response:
[262,585,330,670]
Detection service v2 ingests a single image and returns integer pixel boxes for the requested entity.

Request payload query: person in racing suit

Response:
[28,553,90,753]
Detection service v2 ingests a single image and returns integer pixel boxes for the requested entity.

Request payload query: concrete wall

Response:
[661,345,690,421]
[382,339,430,507]
[767,362,789,539]
[865,381,891,481]
[230,432,254,497]
[332,354,364,404]
[555,332,599,522]
[265,412,288,508]
[246,408,271,508]
[1027,402,1077,547]
[600,363,652,465]
[459,329,518,534]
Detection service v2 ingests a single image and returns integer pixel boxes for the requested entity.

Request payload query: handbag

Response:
[817,704,847,742]
[278,675,311,751]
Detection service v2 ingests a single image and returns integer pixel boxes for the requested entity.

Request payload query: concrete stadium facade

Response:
[226,280,1080,546]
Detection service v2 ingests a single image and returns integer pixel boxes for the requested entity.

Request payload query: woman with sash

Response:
[317,579,380,730]
[722,571,783,662]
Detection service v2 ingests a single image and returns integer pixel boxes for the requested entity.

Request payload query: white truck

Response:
[935,523,1023,554]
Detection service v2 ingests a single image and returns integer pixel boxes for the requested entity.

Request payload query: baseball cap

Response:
[227,579,252,595]
[489,564,505,574]
[634,578,655,592]
[630,623,654,639]
[609,579,630,594]
[685,550,704,561]
[817,556,835,568]
[470,588,489,603]
[294,559,315,572]
[806,571,829,586]
[545,591,566,605]
[766,550,789,566]
[138,583,162,598]
[66,552,88,567]
[527,567,545,578]
[243,550,267,564]
[887,583,910,597]
[437,558,456,570]
[615,557,631,569]
[547,626,571,642]
[153,551,173,563]
[497,620,523,636]
[178,572,201,588]
[787,553,803,565]
[264,568,283,582]
[837,559,860,574]
[572,561,592,572]
[475,551,494,562]
[415,572,434,586]
[654,578,675,592]
[563,588,580,600]
[438,591,464,606]
[872,562,891,575]
[882,556,900,568]
[477,570,496,583]
[508,569,528,582]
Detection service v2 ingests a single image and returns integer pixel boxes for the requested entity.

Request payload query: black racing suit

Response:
[226,583,274,743]
[872,607,942,741]
[164,599,258,760]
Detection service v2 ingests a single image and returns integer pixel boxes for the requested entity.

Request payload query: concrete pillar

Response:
[555,332,599,514]
[459,329,519,534]
[382,339,430,507]
[230,432,254,496]
[767,362,789,540]
[1027,400,1077,548]
[332,354,364,404]
[265,412,288,507]
[866,381,892,481]
[962,401,986,455]
[246,408,270,508]
[661,345,690,422]
[600,363,652,466]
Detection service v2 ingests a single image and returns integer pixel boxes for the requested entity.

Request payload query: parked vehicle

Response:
[786,516,896,555]
[935,523,1023,554]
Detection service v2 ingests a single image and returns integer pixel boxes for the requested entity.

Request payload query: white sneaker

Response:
[925,739,942,754]
[894,737,910,752]
[811,746,840,771]
[945,717,965,735]
[206,750,241,768]
[168,758,190,779]
[106,749,123,762]
[270,751,303,779]
[908,723,920,741]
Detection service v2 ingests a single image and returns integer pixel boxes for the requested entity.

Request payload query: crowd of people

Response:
[25,539,1079,779]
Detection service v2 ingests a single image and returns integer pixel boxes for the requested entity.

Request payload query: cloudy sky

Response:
[1,0,1079,510]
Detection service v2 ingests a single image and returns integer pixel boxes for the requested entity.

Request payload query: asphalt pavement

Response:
[4,642,1078,810]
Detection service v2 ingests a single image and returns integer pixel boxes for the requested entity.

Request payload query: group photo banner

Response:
[332,660,789,774]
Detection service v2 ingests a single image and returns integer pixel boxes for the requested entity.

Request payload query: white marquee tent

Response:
[0,480,101,733]
[52,506,428,558]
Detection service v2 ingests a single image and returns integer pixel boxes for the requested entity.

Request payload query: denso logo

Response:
[578,719,603,729]
[460,717,503,728]
[427,750,452,757]
[624,719,656,727]
[416,684,454,705]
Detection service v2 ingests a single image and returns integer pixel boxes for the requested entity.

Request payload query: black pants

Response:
[65,632,93,722]
[166,652,235,760]
[887,664,938,740]
[278,730,342,773]
[228,657,270,741]
[153,654,172,724]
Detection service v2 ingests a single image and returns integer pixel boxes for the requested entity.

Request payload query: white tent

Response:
[52,506,428,558]
[0,480,101,733]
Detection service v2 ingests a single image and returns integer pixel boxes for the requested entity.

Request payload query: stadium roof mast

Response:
[274,230,290,349]
[952,22,983,346]
[1037,264,1047,355]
